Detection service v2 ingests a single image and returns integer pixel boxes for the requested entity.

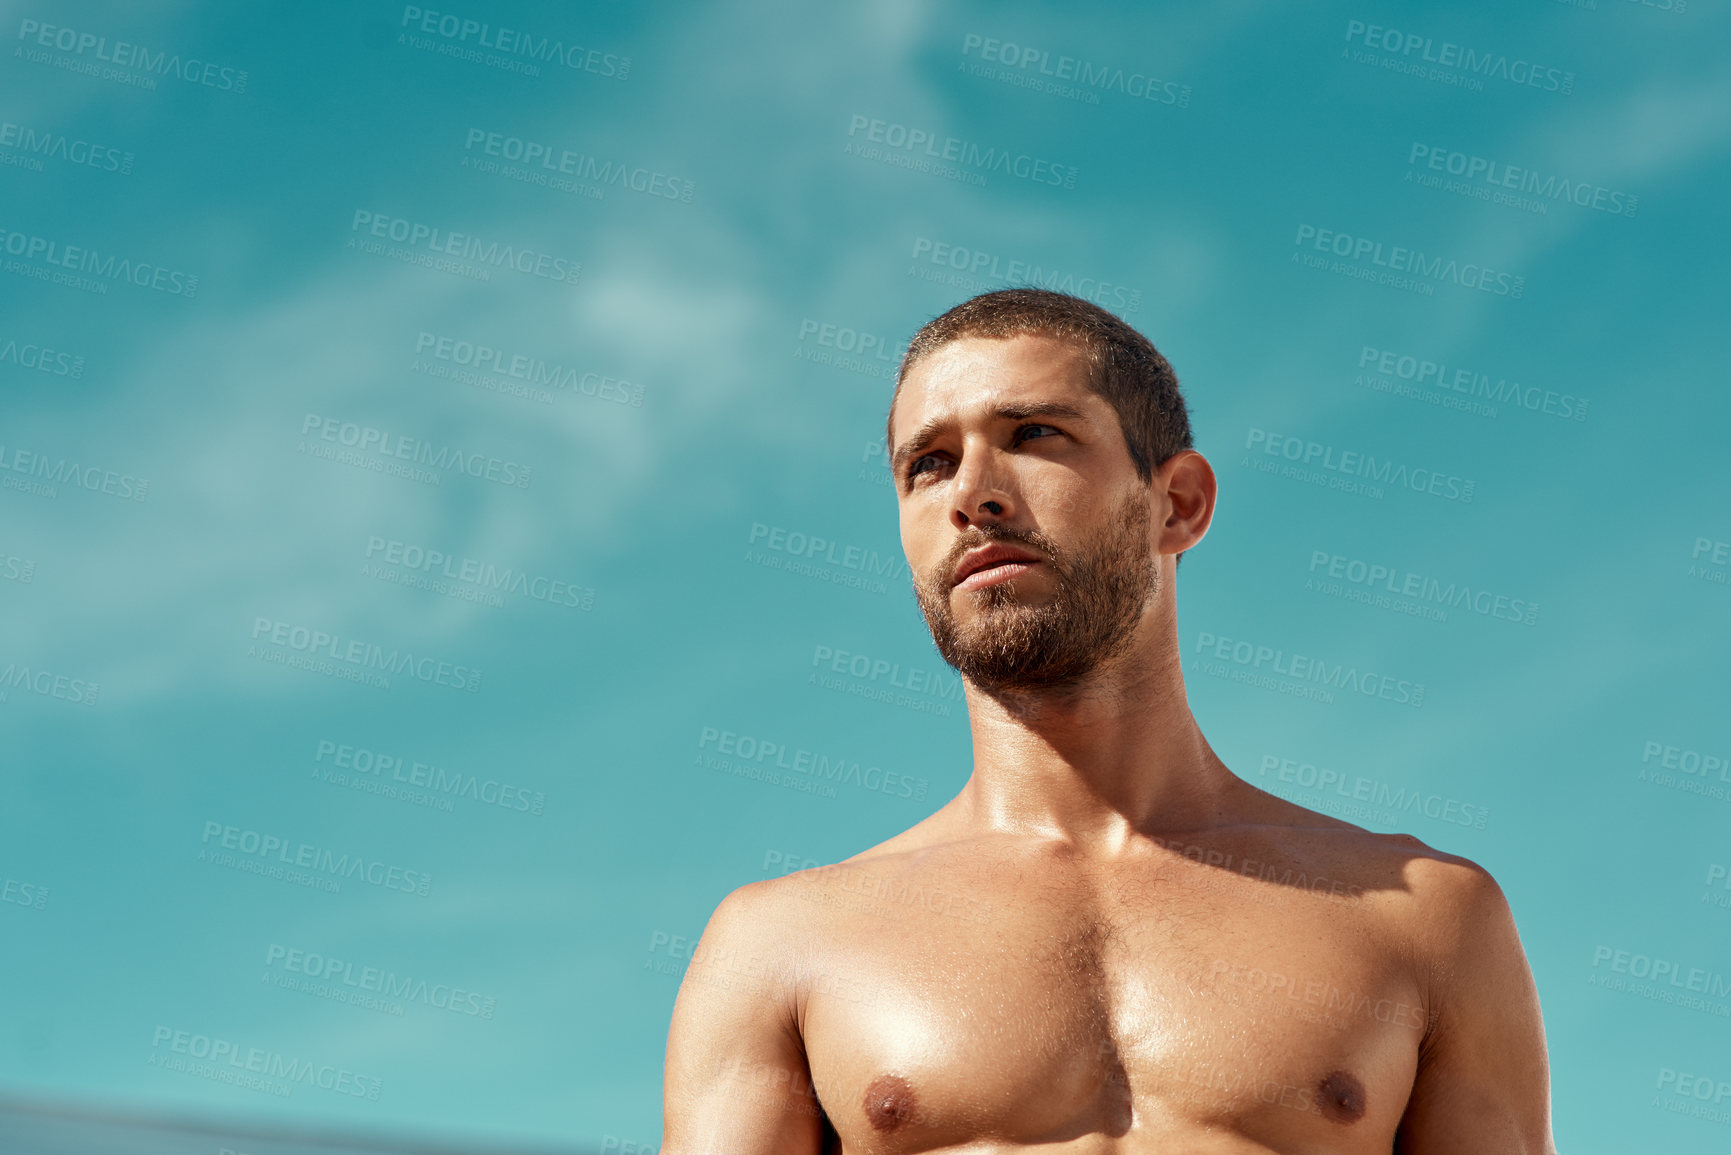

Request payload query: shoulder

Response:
[676,874,851,1044]
[1297,829,1528,1044]
[696,848,913,968]
[1327,830,1526,1014]
[699,873,812,952]
[685,876,812,1000]
[1369,831,1512,943]
[1235,781,1505,917]
[703,807,967,942]
[1359,849,1554,1150]
[1300,824,1509,934]
[1231,803,1515,958]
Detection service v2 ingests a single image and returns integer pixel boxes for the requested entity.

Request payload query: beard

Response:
[912,488,1160,695]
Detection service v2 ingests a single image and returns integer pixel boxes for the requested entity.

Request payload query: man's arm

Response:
[661,881,830,1155]
[1395,858,1558,1154]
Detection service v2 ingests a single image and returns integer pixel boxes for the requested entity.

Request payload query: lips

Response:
[953,543,1043,587]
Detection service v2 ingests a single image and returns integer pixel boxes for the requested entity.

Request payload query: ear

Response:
[1156,450,1216,557]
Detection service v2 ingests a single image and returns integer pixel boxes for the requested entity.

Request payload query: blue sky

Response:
[2,0,1729,1150]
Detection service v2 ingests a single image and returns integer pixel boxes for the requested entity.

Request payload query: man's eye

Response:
[907,427,1057,481]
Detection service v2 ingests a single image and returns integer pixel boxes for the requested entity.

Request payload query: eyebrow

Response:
[889,401,1089,480]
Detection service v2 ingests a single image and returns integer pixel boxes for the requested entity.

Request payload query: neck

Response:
[953,622,1240,854]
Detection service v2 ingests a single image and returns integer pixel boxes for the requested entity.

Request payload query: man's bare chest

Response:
[790,841,1428,1152]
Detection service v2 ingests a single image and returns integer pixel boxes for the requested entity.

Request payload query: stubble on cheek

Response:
[909,489,1158,692]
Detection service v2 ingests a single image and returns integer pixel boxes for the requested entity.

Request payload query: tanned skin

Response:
[661,334,1557,1154]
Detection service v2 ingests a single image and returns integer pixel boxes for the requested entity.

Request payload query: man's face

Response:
[889,334,1160,694]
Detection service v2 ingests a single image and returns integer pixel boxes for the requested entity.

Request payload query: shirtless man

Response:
[661,289,1557,1153]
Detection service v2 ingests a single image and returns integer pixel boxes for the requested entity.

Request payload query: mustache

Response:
[941,525,1059,587]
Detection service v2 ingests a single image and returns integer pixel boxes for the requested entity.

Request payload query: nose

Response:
[951,452,1013,530]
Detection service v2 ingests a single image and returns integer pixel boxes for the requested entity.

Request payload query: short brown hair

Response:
[887,289,1192,485]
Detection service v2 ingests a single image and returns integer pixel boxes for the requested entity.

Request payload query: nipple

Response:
[1316,1069,1367,1124]
[862,1074,918,1132]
